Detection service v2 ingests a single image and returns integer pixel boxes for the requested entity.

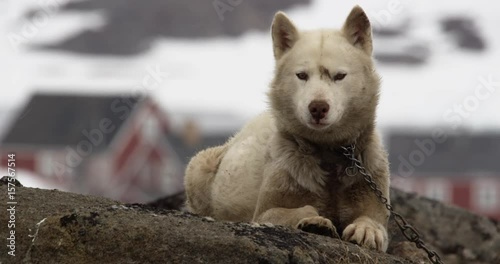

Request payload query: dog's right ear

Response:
[342,6,373,55]
[272,12,299,60]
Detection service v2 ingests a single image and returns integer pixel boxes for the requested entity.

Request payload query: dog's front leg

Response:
[341,136,390,251]
[255,205,337,237]
[252,169,337,237]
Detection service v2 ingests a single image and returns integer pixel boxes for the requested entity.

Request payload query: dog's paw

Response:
[342,216,388,251]
[296,216,338,238]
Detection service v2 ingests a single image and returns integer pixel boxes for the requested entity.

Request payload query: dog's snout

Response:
[308,100,329,121]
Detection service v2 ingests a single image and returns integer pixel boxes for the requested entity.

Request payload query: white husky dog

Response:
[185,6,390,252]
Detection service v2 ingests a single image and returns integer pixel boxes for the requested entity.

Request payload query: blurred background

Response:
[0,0,498,219]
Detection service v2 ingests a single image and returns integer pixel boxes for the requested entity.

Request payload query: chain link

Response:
[341,144,444,264]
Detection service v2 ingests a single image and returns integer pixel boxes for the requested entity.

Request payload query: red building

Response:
[0,93,183,203]
[388,132,500,220]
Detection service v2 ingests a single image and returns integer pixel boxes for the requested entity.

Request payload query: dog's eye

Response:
[333,72,347,82]
[296,72,309,81]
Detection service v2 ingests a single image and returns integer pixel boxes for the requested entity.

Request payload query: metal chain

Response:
[341,144,444,264]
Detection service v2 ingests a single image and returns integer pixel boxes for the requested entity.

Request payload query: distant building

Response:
[0,93,184,203]
[388,131,500,220]
[166,113,240,170]
[167,131,233,170]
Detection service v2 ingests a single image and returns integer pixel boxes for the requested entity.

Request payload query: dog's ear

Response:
[342,6,373,55]
[272,12,299,60]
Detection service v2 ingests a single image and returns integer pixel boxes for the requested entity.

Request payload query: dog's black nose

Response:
[308,100,329,121]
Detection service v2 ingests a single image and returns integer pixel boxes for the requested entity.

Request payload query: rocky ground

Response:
[1,177,499,263]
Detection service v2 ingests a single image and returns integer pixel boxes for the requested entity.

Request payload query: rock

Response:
[1,175,23,187]
[387,242,428,263]
[388,189,500,263]
[0,180,499,263]
[145,191,186,210]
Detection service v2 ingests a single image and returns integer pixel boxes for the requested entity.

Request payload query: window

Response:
[425,179,451,203]
[391,177,414,193]
[473,180,499,212]
[37,152,53,176]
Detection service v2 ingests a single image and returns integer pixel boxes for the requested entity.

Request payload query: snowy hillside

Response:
[0,0,499,134]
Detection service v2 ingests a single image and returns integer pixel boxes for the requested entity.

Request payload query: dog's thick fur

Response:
[184,6,390,251]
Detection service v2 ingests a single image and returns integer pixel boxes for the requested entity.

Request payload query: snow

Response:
[0,0,499,189]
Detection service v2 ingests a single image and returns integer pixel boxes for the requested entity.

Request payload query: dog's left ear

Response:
[342,6,373,55]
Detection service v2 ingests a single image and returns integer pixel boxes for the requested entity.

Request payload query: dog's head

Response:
[269,6,380,143]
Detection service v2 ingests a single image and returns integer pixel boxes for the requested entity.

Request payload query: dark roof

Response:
[388,132,500,175]
[1,93,142,149]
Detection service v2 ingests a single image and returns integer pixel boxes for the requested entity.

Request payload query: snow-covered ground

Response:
[1,0,499,187]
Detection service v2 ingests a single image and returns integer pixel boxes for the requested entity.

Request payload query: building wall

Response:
[108,99,182,202]
[1,151,35,171]
[392,176,500,220]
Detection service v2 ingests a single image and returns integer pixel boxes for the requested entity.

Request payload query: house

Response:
[165,112,242,168]
[0,93,184,203]
[388,131,500,220]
